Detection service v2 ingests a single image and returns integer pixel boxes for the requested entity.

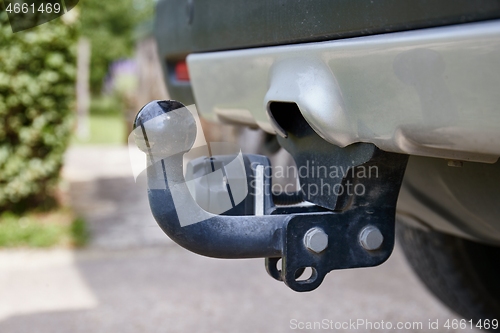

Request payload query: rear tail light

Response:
[174,61,190,82]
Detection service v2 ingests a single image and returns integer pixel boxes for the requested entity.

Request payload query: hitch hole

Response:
[267,101,306,138]
[295,267,317,283]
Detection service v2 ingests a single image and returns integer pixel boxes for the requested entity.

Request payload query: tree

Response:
[79,0,155,93]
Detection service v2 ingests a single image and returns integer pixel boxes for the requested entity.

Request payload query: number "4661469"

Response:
[5,2,62,14]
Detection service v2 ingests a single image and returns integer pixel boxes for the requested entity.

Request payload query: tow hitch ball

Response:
[133,100,408,292]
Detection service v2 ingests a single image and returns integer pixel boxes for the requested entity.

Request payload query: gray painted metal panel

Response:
[188,20,500,162]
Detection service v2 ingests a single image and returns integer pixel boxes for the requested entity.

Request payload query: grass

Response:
[72,95,127,145]
[72,114,126,145]
[0,209,89,248]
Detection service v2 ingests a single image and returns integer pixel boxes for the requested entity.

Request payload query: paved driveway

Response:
[0,146,478,333]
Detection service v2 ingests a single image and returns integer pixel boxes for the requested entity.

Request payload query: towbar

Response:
[133,100,408,292]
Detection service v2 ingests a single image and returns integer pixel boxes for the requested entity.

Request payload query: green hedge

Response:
[0,12,78,212]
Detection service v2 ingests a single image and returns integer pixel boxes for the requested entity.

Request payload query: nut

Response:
[359,226,384,251]
[303,227,328,253]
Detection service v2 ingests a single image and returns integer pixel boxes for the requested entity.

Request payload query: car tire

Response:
[396,221,500,330]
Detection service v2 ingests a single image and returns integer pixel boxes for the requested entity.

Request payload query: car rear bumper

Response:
[188,20,500,162]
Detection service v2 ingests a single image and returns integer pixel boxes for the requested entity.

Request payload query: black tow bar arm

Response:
[134,100,409,292]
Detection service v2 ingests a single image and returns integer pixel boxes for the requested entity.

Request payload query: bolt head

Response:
[359,226,384,251]
[304,227,328,253]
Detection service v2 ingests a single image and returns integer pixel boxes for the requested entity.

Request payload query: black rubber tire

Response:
[396,222,500,331]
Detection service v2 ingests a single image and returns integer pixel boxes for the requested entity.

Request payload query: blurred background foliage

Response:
[0,10,78,213]
[0,0,156,212]
[75,0,156,146]
[79,0,155,94]
[0,0,156,246]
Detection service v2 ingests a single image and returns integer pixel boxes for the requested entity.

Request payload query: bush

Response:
[0,12,79,213]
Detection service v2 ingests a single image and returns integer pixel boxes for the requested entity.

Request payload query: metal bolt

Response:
[304,227,328,253]
[359,226,384,251]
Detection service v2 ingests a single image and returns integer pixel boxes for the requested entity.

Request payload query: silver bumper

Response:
[188,20,500,163]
